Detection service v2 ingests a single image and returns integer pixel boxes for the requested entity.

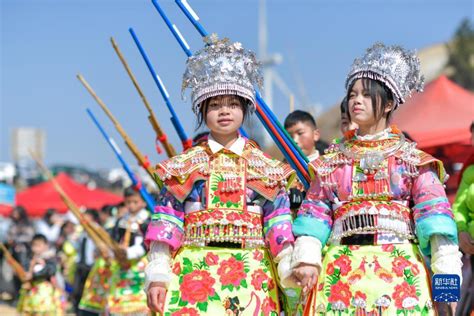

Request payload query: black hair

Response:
[84,208,100,223]
[346,78,395,122]
[32,234,48,244]
[43,208,57,225]
[123,185,142,199]
[402,131,414,142]
[192,131,209,145]
[100,204,114,216]
[470,121,474,133]
[59,220,74,236]
[340,97,349,115]
[284,110,317,129]
[316,139,330,153]
[196,95,250,130]
[11,206,31,225]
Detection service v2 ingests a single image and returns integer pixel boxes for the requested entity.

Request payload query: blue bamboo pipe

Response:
[255,91,310,174]
[129,27,248,143]
[173,0,309,165]
[129,28,192,150]
[254,109,310,188]
[152,0,193,57]
[175,0,208,37]
[87,108,156,211]
[150,0,309,186]
[151,0,193,57]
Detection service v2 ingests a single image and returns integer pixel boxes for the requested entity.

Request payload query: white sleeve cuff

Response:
[144,241,172,291]
[273,243,298,288]
[290,236,322,271]
[430,235,463,279]
[274,243,293,263]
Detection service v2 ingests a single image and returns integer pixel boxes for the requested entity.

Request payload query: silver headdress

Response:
[182,34,263,114]
[345,43,424,106]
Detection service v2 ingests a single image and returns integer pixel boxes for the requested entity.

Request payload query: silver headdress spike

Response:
[182,33,263,114]
[345,43,425,107]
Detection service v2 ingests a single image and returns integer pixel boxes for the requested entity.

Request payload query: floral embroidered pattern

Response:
[180,270,216,304]
[108,258,148,314]
[207,154,246,211]
[328,280,352,308]
[165,248,279,315]
[213,177,244,206]
[217,256,248,289]
[79,258,113,312]
[171,307,200,316]
[311,244,434,315]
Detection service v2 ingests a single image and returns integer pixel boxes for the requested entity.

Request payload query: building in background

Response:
[11,127,46,187]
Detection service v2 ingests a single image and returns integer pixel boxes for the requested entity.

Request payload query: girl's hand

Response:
[292,263,319,294]
[147,282,167,314]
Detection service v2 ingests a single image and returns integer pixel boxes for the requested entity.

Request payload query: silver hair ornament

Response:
[346,43,424,107]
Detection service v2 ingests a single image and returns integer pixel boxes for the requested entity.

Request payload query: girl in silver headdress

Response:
[290,43,463,315]
[143,35,298,315]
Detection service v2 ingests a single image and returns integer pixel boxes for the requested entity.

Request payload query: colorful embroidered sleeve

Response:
[293,177,333,246]
[452,165,474,237]
[262,188,294,257]
[412,165,458,256]
[145,187,185,251]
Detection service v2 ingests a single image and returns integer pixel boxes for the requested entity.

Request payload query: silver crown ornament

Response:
[346,43,425,107]
[182,34,263,114]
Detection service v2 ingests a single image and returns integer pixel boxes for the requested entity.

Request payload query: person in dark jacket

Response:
[17,234,64,315]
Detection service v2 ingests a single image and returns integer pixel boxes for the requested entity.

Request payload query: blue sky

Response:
[1,0,472,169]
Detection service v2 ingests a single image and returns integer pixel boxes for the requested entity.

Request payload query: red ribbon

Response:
[155,138,163,155]
[182,139,193,150]
[157,134,168,143]
[142,155,151,170]
[133,179,142,191]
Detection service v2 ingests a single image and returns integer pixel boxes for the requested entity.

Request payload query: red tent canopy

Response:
[392,75,474,148]
[16,172,122,217]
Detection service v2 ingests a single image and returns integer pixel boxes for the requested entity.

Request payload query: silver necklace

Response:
[339,133,406,172]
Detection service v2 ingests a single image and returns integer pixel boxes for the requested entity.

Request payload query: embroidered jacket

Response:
[293,128,458,255]
[145,137,296,257]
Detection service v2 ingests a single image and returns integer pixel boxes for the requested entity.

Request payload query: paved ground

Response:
[0,302,17,316]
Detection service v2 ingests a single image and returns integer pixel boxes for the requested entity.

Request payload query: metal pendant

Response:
[360,152,384,171]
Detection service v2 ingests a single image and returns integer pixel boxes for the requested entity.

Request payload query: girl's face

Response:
[205,95,244,136]
[348,79,392,129]
[348,79,376,126]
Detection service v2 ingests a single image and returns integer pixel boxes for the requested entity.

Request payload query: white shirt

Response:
[307,151,320,162]
[207,134,246,156]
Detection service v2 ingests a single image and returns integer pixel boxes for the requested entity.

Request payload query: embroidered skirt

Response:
[79,257,114,313]
[163,246,280,315]
[17,280,63,315]
[107,257,149,315]
[304,244,435,316]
